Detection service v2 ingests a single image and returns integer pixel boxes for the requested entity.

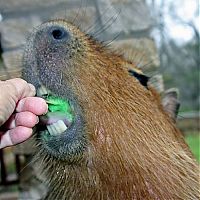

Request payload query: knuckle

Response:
[14,78,27,85]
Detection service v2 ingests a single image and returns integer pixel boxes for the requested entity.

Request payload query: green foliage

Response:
[185,134,200,162]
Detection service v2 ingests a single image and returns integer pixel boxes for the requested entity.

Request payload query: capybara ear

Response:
[162,88,180,121]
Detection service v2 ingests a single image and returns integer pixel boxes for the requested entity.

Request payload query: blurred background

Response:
[0,0,199,199]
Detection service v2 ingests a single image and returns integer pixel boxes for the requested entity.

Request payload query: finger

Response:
[0,126,33,149]
[5,78,36,99]
[16,97,48,115]
[3,112,39,129]
[0,78,36,125]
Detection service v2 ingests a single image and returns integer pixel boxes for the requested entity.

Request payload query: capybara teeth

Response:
[55,120,68,133]
[47,124,56,136]
[47,120,68,136]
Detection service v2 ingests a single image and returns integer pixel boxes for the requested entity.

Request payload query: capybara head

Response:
[22,19,199,200]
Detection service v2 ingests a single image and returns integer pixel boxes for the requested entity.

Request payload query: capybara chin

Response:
[22,19,199,200]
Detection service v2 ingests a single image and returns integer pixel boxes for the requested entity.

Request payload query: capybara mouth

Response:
[37,85,74,138]
[34,85,87,162]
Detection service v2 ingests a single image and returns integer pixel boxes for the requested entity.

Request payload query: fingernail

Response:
[43,103,48,115]
[36,116,39,124]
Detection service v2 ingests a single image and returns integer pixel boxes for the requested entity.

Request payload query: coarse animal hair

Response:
[22,19,200,200]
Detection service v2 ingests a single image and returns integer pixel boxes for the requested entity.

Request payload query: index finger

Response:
[16,97,48,115]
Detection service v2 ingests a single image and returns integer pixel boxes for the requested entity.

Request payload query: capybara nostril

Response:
[50,26,69,40]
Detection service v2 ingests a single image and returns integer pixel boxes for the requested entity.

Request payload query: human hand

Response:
[0,78,48,149]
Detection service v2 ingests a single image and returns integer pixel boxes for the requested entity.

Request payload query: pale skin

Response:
[0,78,48,149]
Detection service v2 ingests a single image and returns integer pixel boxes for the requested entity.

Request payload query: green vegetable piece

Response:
[45,95,74,122]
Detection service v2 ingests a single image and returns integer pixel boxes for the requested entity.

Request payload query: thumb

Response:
[0,78,36,126]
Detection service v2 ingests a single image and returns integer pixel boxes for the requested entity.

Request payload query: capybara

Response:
[22,19,199,200]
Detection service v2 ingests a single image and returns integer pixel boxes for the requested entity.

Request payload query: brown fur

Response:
[23,20,199,200]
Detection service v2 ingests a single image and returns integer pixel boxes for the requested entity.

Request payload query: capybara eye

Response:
[49,26,69,41]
